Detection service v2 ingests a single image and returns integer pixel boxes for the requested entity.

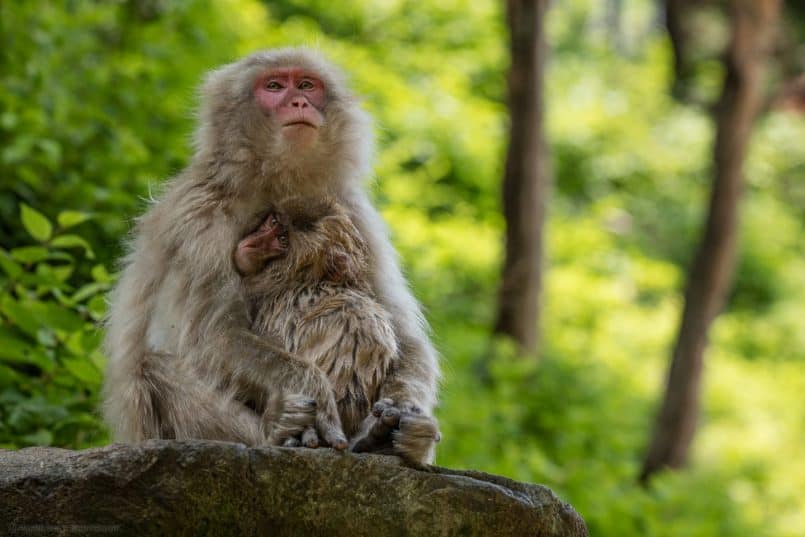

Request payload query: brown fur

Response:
[242,198,398,438]
[102,48,440,462]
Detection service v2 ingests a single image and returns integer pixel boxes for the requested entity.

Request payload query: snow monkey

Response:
[103,48,440,464]
[234,197,440,460]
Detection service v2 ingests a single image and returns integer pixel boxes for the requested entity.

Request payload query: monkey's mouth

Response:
[282,121,318,129]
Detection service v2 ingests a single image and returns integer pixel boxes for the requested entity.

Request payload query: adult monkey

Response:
[103,48,440,463]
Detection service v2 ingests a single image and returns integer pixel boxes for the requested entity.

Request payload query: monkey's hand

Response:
[266,365,348,451]
[350,398,440,465]
[234,213,289,275]
[265,393,319,447]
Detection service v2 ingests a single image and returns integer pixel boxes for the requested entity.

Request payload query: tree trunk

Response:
[640,0,782,484]
[665,0,694,99]
[494,0,551,354]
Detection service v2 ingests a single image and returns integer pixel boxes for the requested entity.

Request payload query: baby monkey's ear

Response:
[324,248,358,284]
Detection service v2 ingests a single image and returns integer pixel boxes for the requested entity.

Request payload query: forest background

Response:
[1,1,803,535]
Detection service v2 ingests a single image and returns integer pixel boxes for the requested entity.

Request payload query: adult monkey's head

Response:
[194,48,373,194]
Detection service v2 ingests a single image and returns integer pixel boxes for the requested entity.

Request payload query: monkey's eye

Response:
[298,80,315,90]
[265,81,283,91]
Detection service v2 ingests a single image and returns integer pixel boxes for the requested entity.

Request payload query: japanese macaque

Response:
[234,198,439,459]
[103,48,440,463]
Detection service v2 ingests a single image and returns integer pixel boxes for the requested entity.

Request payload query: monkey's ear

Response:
[324,249,355,283]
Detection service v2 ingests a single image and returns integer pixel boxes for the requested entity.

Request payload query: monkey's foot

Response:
[350,399,440,465]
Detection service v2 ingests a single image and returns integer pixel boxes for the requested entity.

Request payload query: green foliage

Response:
[0,0,259,255]
[1,0,803,535]
[0,204,109,448]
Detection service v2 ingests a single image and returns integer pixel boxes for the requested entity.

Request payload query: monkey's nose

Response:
[289,97,309,108]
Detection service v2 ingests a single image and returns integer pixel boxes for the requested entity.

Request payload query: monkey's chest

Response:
[253,284,398,434]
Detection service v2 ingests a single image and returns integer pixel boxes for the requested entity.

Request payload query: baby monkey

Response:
[236,198,435,454]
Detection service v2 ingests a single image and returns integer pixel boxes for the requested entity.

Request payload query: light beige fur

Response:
[102,48,440,462]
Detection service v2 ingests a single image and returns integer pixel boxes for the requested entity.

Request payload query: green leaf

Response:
[34,262,74,289]
[0,364,21,385]
[65,330,98,356]
[45,251,75,263]
[34,301,84,332]
[0,327,55,372]
[20,204,52,242]
[0,250,23,279]
[62,356,102,385]
[10,246,48,264]
[87,294,107,320]
[57,210,92,229]
[91,264,113,283]
[1,296,42,337]
[51,264,75,282]
[72,281,108,303]
[51,234,95,259]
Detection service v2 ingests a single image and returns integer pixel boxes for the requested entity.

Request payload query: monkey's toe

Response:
[325,432,348,451]
[314,410,348,451]
[301,426,320,448]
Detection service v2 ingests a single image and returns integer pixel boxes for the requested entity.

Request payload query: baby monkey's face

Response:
[233,212,289,277]
[233,198,337,276]
[234,197,367,286]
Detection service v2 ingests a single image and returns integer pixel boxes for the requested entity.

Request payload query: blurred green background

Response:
[1,1,803,535]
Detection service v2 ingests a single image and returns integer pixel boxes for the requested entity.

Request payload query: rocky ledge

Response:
[0,440,587,536]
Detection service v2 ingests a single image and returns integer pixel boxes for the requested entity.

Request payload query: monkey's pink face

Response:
[253,68,326,132]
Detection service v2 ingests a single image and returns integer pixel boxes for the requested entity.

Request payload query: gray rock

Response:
[0,440,587,536]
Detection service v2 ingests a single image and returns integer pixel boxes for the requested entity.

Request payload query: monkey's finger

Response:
[301,426,319,448]
[371,398,395,417]
[380,407,401,429]
[366,409,398,441]
[316,414,348,451]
